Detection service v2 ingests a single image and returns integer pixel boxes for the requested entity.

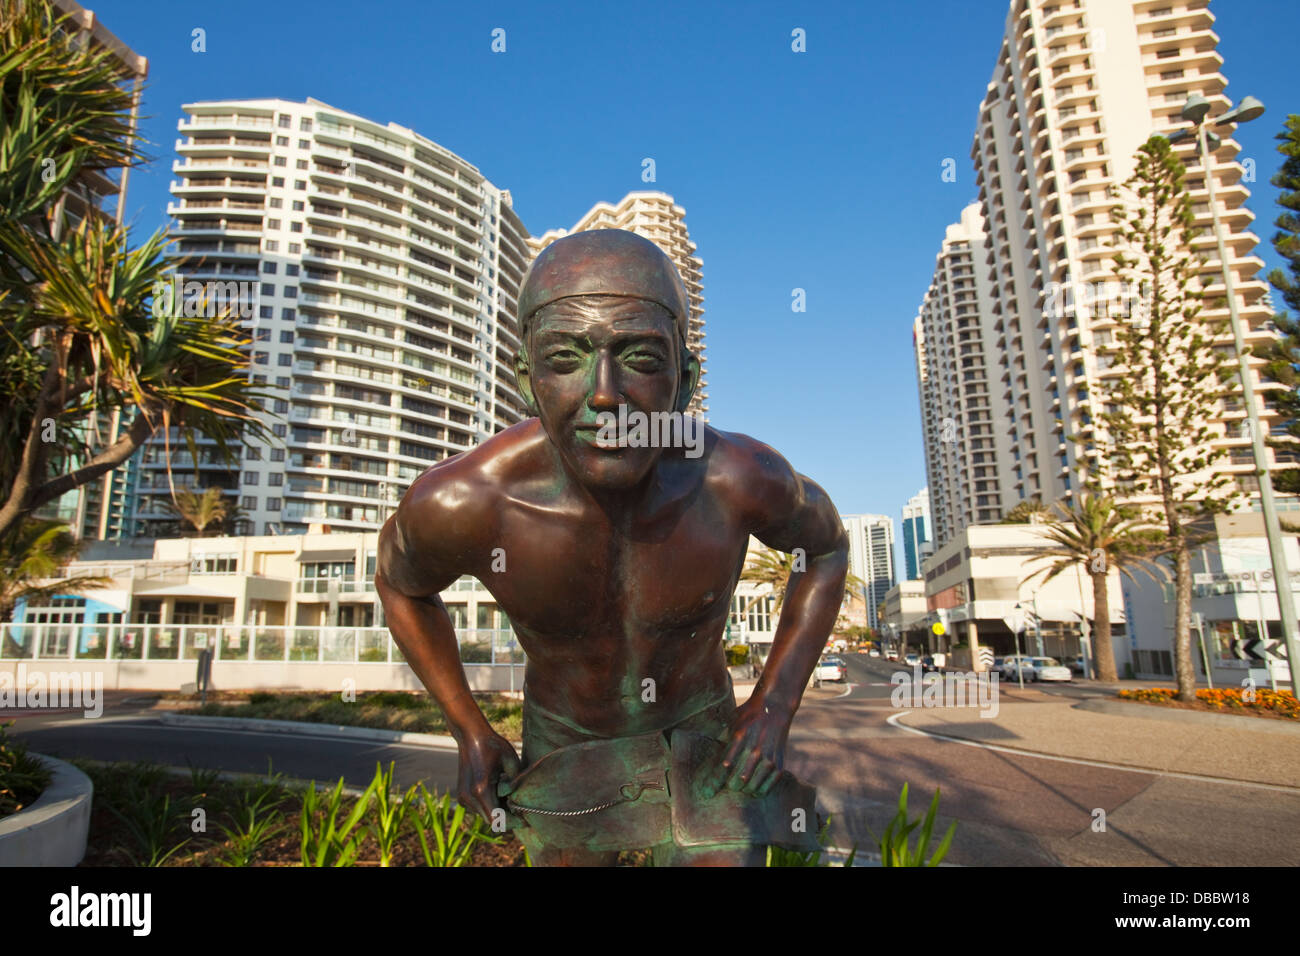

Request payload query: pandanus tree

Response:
[0,0,273,547]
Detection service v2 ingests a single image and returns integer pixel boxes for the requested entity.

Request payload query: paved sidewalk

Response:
[895,692,1300,788]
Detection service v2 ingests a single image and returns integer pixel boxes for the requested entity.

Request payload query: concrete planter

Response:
[0,754,93,866]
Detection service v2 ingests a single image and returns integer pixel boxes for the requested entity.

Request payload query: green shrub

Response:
[0,721,51,819]
[869,783,956,867]
[725,645,750,667]
[362,691,423,710]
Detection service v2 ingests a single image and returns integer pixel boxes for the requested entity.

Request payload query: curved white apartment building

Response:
[141,98,532,535]
[529,191,708,418]
[968,0,1292,514]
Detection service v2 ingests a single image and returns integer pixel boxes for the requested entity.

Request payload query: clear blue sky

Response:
[92,0,1299,547]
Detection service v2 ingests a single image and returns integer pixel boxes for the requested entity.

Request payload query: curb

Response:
[1074,697,1300,735]
[0,754,93,866]
[157,711,475,749]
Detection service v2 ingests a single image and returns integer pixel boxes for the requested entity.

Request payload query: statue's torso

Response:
[474,453,749,736]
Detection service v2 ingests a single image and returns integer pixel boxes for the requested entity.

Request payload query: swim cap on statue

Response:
[517,229,690,342]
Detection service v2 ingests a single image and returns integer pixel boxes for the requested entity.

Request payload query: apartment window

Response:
[292,200,305,211]
[296,159,308,170]
[243,496,258,510]
[266,220,280,231]
[270,473,284,487]
[276,135,289,146]
[290,222,303,233]
[278,354,292,367]
[285,286,298,298]
[274,379,289,391]
[274,156,287,167]
[272,176,285,187]
[1156,48,1179,58]
[289,243,301,254]
[273,424,287,437]
[271,448,286,462]
[298,139,310,149]
[254,328,271,341]
[278,114,291,128]
[261,283,275,296]
[253,374,267,384]
[265,240,279,252]
[262,261,277,273]
[300,118,312,131]
[268,198,282,209]
[282,308,296,321]
[259,306,273,319]
[295,180,306,190]
[1153,27,1176,38]
[267,498,282,511]
[286,264,299,276]
[253,351,268,364]
[1161,69,1185,80]
[280,330,294,343]
[246,446,261,460]
[244,472,259,485]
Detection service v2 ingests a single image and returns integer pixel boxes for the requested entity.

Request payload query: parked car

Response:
[1067,655,1087,675]
[903,653,921,668]
[1030,656,1073,682]
[1001,655,1036,681]
[815,656,847,683]
[922,653,947,673]
[990,656,1005,674]
[868,648,881,658]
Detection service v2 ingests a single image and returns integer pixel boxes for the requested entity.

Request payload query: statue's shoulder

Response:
[705,428,798,485]
[399,419,546,526]
[703,428,803,518]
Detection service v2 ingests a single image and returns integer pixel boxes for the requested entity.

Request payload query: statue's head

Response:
[515,229,700,491]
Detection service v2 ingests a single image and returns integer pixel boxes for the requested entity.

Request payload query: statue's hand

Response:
[457,730,521,824]
[706,696,792,798]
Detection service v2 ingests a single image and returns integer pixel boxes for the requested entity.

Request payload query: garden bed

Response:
[72,759,648,867]
[1117,687,1298,721]
[157,689,522,739]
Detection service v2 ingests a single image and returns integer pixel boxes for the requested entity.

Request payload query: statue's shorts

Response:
[498,682,820,859]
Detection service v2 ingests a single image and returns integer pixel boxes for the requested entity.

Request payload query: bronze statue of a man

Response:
[375,229,848,866]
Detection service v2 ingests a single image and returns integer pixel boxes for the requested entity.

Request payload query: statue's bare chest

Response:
[480,497,747,637]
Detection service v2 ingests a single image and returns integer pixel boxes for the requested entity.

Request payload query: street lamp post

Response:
[1167,94,1299,691]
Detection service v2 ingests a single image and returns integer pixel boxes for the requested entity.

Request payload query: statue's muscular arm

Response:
[374,466,520,822]
[709,433,849,797]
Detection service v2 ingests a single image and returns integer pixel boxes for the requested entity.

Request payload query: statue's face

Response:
[518,295,696,493]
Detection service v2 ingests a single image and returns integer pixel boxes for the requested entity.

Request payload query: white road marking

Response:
[885,712,1300,794]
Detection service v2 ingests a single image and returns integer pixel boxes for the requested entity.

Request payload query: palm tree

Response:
[1023,493,1166,683]
[0,0,274,543]
[1001,497,1052,524]
[160,487,230,537]
[739,545,866,617]
[0,519,110,623]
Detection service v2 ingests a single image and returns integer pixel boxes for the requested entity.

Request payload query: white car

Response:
[1029,656,1073,682]
[815,657,846,683]
[868,649,881,658]
[903,653,921,668]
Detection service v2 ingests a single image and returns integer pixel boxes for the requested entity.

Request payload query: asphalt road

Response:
[788,653,1300,866]
[10,656,1300,866]
[11,701,461,794]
